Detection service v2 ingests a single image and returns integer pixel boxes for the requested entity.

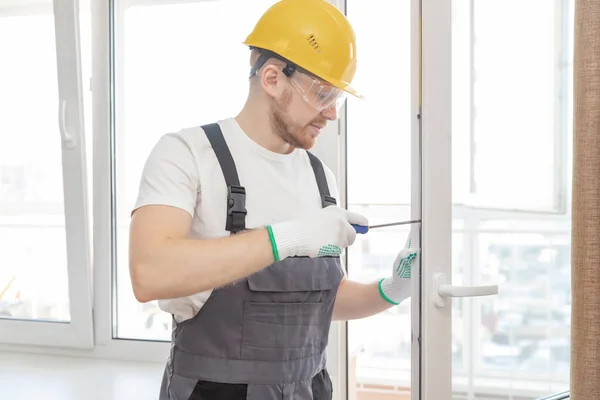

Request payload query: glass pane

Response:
[113,0,278,340]
[451,0,573,398]
[345,0,414,397]
[454,0,571,212]
[0,9,71,323]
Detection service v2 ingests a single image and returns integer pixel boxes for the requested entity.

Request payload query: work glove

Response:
[378,226,419,305]
[267,206,368,260]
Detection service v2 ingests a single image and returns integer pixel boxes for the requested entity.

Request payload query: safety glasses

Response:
[287,70,347,113]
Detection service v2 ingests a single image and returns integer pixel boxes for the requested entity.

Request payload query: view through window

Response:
[0,10,71,323]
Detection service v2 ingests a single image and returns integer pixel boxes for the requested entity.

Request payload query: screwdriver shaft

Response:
[368,220,421,229]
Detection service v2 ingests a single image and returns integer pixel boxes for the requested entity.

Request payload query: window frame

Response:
[0,0,94,349]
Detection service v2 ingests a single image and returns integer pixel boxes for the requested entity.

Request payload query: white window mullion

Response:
[410,0,423,398]
[91,0,116,347]
[0,0,93,349]
[53,0,94,349]
[418,0,453,398]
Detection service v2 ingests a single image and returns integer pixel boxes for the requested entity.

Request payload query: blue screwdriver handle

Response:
[352,224,369,234]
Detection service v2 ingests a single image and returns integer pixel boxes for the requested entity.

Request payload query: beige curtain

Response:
[571,0,600,398]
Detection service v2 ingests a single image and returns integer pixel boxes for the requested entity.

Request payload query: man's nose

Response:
[321,107,338,120]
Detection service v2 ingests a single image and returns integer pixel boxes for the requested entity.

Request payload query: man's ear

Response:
[260,64,281,98]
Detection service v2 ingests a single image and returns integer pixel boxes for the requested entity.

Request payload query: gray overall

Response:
[159,123,344,400]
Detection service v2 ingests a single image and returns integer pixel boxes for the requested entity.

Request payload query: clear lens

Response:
[289,71,347,112]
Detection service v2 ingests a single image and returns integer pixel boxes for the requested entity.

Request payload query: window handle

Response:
[433,272,498,307]
[58,99,76,149]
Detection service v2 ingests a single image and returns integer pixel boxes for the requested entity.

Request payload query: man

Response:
[128,0,418,399]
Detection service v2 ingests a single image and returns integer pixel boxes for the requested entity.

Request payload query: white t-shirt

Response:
[133,117,339,322]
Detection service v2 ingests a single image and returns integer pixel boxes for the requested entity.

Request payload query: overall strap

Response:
[202,123,247,233]
[307,151,337,208]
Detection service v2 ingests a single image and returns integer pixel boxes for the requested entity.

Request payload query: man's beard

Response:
[269,88,320,150]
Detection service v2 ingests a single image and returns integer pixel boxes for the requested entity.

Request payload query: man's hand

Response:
[332,226,419,321]
[268,206,368,260]
[378,227,419,305]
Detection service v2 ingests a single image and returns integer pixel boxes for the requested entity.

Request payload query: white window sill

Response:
[0,351,165,400]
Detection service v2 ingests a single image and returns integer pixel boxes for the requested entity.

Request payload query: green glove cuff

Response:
[266,225,280,262]
[378,278,400,305]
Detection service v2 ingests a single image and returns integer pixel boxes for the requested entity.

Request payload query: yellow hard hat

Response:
[243,0,362,99]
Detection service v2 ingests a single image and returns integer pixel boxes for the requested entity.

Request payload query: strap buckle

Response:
[227,185,247,233]
[322,195,337,207]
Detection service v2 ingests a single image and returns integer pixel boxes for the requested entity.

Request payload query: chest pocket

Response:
[241,257,342,361]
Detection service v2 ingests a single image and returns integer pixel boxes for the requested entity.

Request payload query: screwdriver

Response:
[352,220,421,234]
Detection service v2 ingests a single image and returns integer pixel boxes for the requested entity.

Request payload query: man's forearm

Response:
[130,229,275,302]
[332,279,395,321]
